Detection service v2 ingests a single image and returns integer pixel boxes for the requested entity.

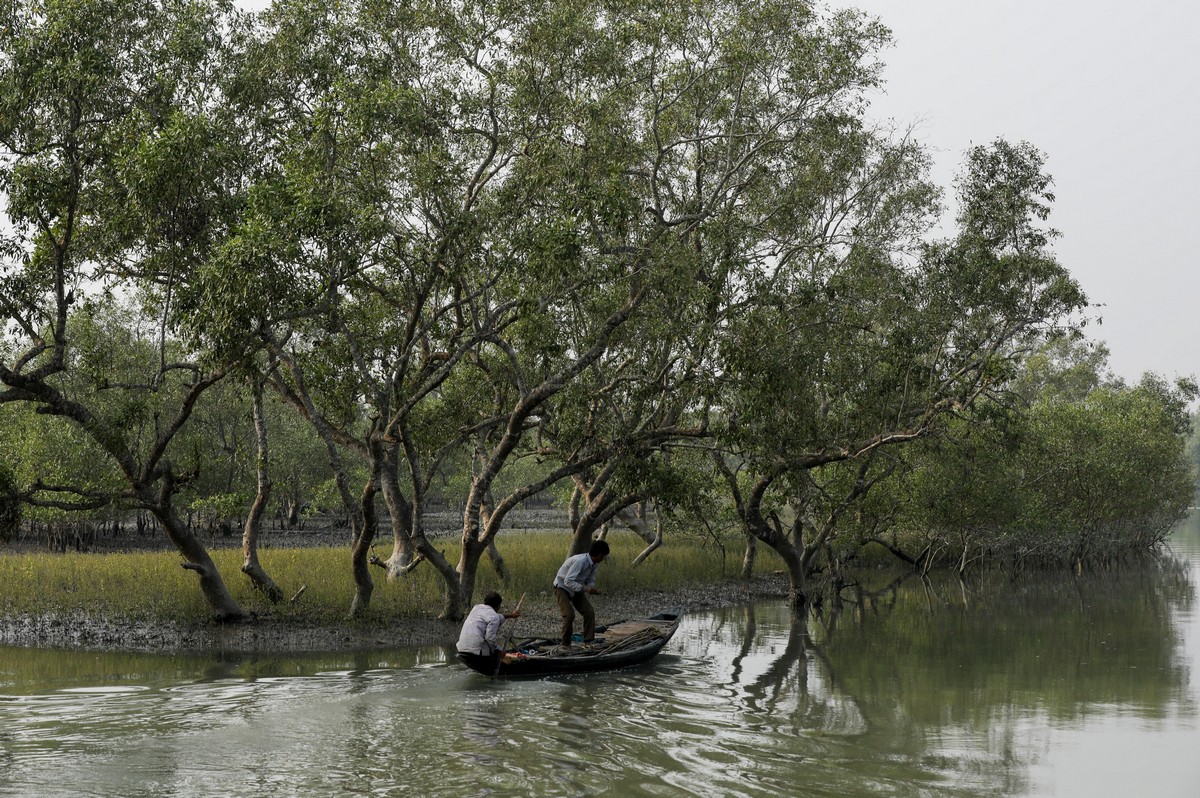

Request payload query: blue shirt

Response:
[553,552,600,596]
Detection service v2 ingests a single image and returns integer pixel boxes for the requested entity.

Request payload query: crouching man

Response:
[456,591,521,673]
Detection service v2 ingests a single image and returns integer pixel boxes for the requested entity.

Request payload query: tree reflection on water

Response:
[696,544,1197,795]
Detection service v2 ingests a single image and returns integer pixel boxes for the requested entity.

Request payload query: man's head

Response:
[588,539,610,562]
[483,591,503,610]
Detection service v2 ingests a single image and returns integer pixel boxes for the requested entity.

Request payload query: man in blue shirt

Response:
[552,539,610,646]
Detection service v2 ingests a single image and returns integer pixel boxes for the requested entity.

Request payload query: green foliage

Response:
[1012,335,1111,404]
[189,492,250,527]
[0,400,124,522]
[713,137,1089,604]
[0,0,1190,620]
[955,138,1058,253]
[895,366,1198,568]
[1024,377,1196,548]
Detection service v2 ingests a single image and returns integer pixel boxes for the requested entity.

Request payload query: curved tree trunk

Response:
[477,491,510,582]
[718,464,810,610]
[629,509,664,567]
[569,517,599,556]
[349,468,380,618]
[151,491,245,620]
[566,472,615,556]
[242,385,283,603]
[617,503,650,540]
[393,426,465,620]
[485,538,510,581]
[431,544,465,621]
[379,452,416,581]
[630,532,663,567]
[775,539,809,610]
[739,512,811,609]
[242,500,283,602]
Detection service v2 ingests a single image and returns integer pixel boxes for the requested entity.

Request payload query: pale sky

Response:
[843,0,1199,386]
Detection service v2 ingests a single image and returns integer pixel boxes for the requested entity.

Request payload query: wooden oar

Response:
[499,593,528,662]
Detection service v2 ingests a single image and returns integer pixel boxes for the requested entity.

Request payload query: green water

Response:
[3,514,1199,797]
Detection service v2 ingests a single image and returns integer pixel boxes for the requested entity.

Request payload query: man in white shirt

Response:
[456,591,520,672]
[552,539,610,646]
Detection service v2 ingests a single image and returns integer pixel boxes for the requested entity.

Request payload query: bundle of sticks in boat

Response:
[557,626,665,657]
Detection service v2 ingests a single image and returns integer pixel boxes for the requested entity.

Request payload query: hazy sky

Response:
[841,0,1199,385]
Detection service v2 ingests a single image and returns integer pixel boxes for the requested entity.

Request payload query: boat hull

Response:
[457,608,684,678]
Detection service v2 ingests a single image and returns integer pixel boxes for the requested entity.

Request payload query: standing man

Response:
[456,591,521,673]
[553,539,610,646]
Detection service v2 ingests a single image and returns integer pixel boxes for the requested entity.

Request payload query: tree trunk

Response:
[777,541,809,610]
[394,428,465,620]
[348,469,380,618]
[242,385,284,603]
[485,538,510,582]
[379,452,416,581]
[743,520,810,609]
[453,535,485,620]
[740,531,757,579]
[616,503,654,544]
[568,519,597,556]
[629,509,664,567]
[751,516,823,611]
[151,496,245,620]
[434,550,466,621]
[718,462,810,607]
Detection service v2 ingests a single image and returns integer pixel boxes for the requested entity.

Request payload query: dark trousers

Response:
[554,587,595,645]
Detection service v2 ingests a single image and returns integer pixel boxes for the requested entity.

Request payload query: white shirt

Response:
[456,603,505,655]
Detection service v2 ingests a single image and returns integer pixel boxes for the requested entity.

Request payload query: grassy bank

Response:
[0,531,768,627]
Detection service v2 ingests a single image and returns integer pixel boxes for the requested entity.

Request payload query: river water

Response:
[3,512,1199,797]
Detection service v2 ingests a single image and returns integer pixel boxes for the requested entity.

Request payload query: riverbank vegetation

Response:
[0,531,750,625]
[1,0,1196,631]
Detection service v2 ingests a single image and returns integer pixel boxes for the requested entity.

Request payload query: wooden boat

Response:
[457,608,684,677]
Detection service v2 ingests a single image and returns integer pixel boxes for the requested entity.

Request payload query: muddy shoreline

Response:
[0,575,790,655]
